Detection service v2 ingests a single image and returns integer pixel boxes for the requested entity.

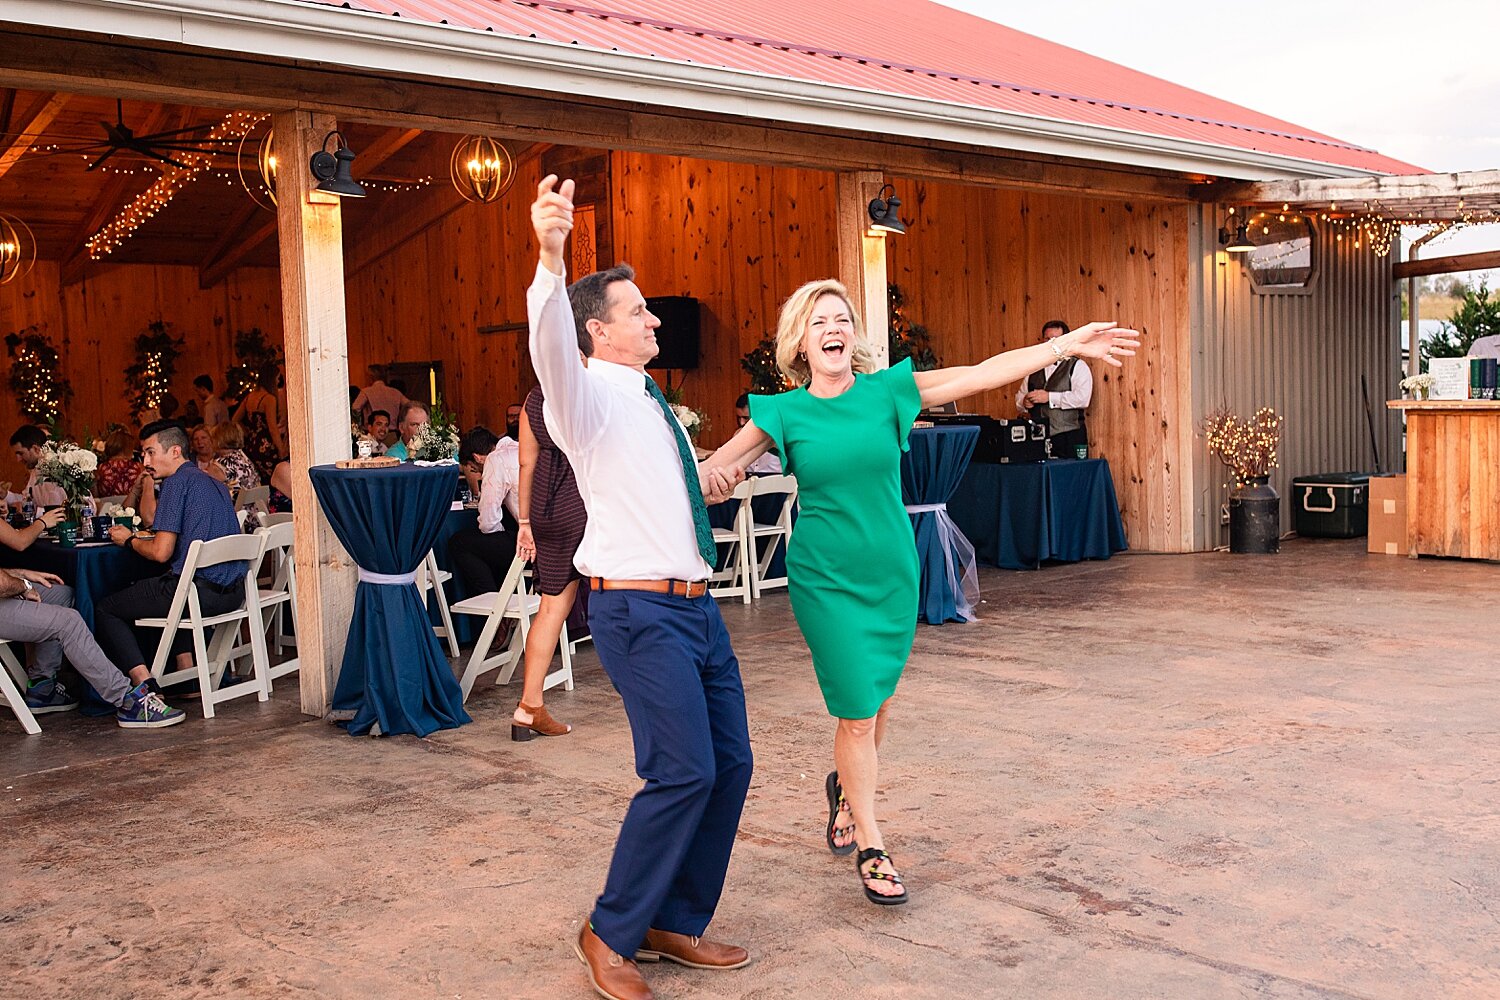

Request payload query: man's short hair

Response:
[396,400,429,425]
[141,419,190,456]
[193,374,214,393]
[458,426,500,466]
[158,393,180,419]
[1041,319,1071,337]
[568,264,635,358]
[367,409,391,425]
[734,392,750,410]
[9,425,46,449]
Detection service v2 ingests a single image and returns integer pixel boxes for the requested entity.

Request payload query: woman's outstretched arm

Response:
[913,322,1140,409]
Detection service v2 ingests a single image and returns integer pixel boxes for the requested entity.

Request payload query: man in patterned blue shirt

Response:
[95,420,248,689]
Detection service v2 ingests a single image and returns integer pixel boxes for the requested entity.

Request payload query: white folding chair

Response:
[452,557,573,702]
[709,479,754,604]
[0,642,40,735]
[235,485,271,514]
[747,474,798,598]
[141,533,272,719]
[254,520,299,686]
[416,549,460,658]
[260,512,294,528]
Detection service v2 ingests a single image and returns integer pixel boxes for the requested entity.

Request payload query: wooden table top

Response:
[1386,399,1500,411]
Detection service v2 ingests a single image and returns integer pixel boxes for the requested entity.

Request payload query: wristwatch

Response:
[21,578,33,595]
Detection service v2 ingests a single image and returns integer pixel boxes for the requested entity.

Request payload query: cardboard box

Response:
[1367,474,1407,555]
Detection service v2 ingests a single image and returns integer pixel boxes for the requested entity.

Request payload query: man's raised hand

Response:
[532,174,576,275]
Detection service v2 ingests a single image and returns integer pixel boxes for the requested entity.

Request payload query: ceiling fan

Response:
[26,100,242,171]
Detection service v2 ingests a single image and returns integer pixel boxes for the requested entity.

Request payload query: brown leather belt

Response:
[589,577,708,599]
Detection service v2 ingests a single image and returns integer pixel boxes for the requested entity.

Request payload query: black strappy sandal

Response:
[855,847,909,906]
[825,771,856,856]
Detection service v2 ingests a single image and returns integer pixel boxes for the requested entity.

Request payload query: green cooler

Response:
[1292,472,1371,538]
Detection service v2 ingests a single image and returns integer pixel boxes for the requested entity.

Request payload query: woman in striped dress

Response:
[511,381,589,740]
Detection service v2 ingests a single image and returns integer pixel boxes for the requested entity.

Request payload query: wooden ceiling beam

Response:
[198,126,423,287]
[0,91,69,182]
[59,104,181,285]
[1203,169,1500,220]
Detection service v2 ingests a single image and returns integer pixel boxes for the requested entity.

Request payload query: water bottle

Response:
[21,497,35,524]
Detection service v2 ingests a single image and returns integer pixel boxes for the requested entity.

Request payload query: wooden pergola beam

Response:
[1204,168,1500,220]
[199,127,423,287]
[1392,250,1500,280]
[0,28,1201,204]
[0,91,68,182]
[835,171,891,369]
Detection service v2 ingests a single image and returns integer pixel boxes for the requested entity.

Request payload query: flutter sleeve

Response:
[747,392,789,475]
[878,357,922,453]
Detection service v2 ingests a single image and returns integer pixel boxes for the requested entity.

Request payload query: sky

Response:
[936,0,1500,277]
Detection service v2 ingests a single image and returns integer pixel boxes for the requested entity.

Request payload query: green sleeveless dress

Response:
[749,359,923,719]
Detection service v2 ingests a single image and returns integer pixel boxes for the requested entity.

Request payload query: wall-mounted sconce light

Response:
[867,183,907,235]
[1217,208,1254,253]
[309,131,367,199]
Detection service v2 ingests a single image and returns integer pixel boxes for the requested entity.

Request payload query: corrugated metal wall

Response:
[1187,206,1402,549]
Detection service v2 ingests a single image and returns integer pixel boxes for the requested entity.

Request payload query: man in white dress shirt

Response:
[529,175,752,1000]
[446,426,520,596]
[1017,319,1094,458]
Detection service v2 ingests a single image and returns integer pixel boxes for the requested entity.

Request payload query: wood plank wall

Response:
[0,150,1195,552]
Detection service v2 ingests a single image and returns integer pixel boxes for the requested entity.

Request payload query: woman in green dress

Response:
[705,279,1138,904]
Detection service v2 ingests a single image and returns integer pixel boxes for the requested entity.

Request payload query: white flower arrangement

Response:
[1400,373,1435,399]
[409,423,461,463]
[35,440,98,508]
[670,403,711,442]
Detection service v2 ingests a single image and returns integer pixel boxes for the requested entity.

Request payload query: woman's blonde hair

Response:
[210,421,244,451]
[773,279,878,387]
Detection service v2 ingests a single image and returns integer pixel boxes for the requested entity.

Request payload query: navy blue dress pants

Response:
[587,589,753,957]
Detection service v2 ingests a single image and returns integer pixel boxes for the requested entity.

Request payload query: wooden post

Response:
[274,110,356,716]
[836,171,891,369]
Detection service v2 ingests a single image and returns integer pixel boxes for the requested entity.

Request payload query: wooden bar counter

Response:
[1388,399,1500,560]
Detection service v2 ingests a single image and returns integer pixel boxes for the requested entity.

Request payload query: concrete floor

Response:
[3,539,1497,999]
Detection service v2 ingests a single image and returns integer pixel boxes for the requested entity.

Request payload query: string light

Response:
[1205,407,1282,486]
[1243,199,1499,259]
[87,111,266,259]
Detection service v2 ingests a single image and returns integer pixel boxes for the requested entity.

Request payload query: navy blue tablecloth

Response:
[900,426,981,625]
[947,458,1127,570]
[310,463,471,737]
[2,539,156,630]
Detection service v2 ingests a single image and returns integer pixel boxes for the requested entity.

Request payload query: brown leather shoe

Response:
[573,922,654,1000]
[513,702,572,741]
[635,928,751,970]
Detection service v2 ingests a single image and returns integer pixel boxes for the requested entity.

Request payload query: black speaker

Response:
[645,296,700,370]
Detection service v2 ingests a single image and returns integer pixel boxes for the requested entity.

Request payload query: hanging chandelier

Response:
[236,120,278,210]
[450,135,515,204]
[0,214,36,285]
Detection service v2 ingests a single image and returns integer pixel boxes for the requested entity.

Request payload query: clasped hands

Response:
[700,464,745,504]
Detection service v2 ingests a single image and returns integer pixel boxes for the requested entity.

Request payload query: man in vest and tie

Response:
[1017,319,1093,459]
[529,175,753,1000]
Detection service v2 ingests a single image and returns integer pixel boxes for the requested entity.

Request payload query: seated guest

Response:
[195,374,231,427]
[1,567,186,727]
[504,401,523,441]
[268,461,294,514]
[190,424,228,483]
[734,393,783,474]
[445,426,520,596]
[94,429,146,499]
[384,400,430,461]
[95,420,249,688]
[210,421,261,491]
[364,409,392,454]
[9,425,65,507]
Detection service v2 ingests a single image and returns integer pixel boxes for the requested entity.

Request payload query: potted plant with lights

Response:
[1205,407,1283,554]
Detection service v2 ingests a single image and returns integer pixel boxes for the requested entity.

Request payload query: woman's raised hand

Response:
[1066,322,1142,367]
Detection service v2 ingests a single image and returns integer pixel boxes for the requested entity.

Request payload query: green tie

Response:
[643,375,717,567]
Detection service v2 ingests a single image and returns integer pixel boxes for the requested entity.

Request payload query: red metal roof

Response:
[307,0,1425,175]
